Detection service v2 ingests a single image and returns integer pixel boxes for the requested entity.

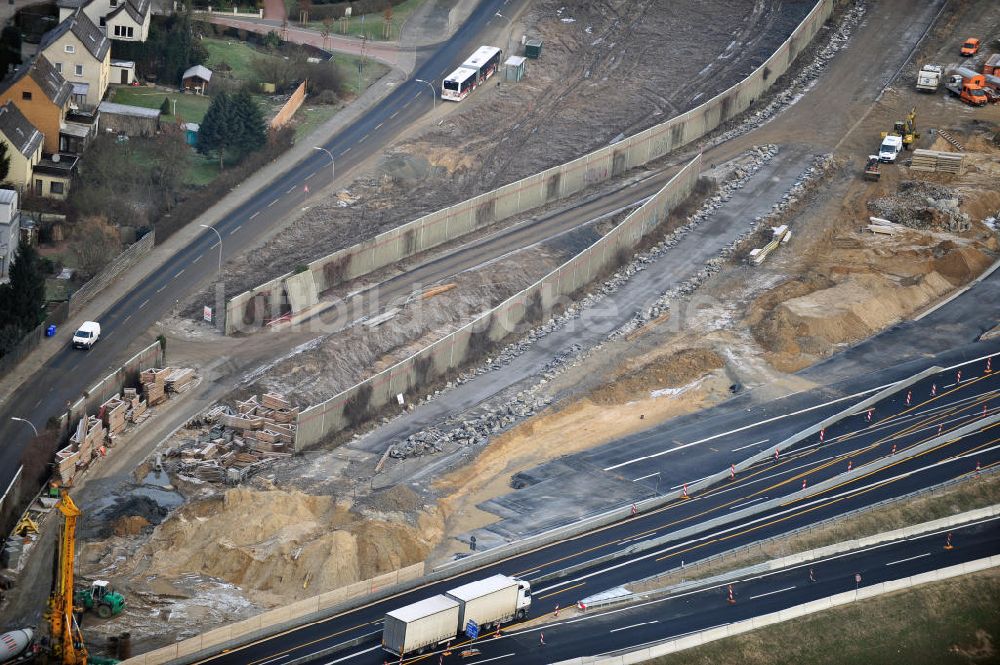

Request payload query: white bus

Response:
[441,45,503,101]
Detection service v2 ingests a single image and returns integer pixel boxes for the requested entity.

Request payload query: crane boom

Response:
[50,491,87,665]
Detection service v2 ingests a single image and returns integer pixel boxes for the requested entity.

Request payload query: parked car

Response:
[72,321,101,349]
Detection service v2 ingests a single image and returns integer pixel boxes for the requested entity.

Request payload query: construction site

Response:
[1,0,1000,663]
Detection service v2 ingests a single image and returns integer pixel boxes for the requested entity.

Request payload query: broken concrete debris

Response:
[867,181,971,233]
[164,392,299,484]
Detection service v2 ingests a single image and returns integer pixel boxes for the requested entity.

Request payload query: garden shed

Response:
[98,101,161,137]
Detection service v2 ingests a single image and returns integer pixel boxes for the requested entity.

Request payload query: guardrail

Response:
[554,555,1000,664]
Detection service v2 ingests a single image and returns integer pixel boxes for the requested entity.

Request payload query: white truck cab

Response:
[72,321,101,349]
[878,135,903,163]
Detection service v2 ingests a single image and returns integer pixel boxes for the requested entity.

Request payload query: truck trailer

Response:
[916,64,942,92]
[382,575,532,657]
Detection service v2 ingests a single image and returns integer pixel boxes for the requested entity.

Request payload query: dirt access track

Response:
[18,0,1000,655]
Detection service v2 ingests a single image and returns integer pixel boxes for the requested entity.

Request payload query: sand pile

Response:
[139,487,442,604]
[590,347,725,405]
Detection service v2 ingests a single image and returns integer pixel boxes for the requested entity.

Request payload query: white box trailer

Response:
[445,574,531,634]
[382,595,460,657]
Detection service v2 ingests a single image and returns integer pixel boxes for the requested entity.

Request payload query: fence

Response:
[270,81,308,131]
[225,0,834,334]
[119,562,425,665]
[194,6,264,18]
[293,153,702,449]
[69,230,155,315]
[0,300,70,376]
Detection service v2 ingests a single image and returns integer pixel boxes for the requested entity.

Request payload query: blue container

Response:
[46,324,57,337]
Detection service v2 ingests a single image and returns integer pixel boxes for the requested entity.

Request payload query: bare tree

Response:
[70,216,122,279]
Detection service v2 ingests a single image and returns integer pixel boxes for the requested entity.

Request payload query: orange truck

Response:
[945,67,989,106]
[961,38,981,56]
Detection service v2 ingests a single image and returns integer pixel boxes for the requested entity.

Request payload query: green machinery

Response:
[74,581,126,619]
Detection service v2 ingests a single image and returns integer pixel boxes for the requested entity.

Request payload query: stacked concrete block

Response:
[141,367,168,406]
[100,396,128,437]
[166,368,196,393]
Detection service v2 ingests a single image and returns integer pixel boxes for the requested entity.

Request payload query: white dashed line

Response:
[749,586,795,600]
[193,253,203,264]
[230,225,242,236]
[342,147,352,154]
[305,170,318,180]
[374,122,384,130]
[389,110,399,119]
[268,198,279,207]
[286,185,296,194]
[358,134,369,143]
[250,211,260,219]
[139,299,149,309]
[156,285,166,293]
[174,269,185,278]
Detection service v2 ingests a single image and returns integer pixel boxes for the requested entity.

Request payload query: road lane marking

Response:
[610,620,657,633]
[358,134,369,143]
[342,147,352,154]
[255,654,289,665]
[728,496,768,511]
[321,645,380,664]
[123,314,131,323]
[139,299,149,309]
[403,98,413,108]
[305,170,318,180]
[731,439,770,452]
[390,110,399,119]
[632,472,660,482]
[286,185,296,194]
[886,553,931,566]
[230,225,242,235]
[174,269,185,278]
[268,198,279,207]
[466,652,518,665]
[536,582,584,600]
[35,398,42,408]
[193,253,203,264]
[374,122,384,130]
[749,585,795,600]
[156,285,166,293]
[250,211,260,219]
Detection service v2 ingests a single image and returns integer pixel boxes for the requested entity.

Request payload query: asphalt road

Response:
[0,0,526,496]
[193,357,999,664]
[395,515,1000,665]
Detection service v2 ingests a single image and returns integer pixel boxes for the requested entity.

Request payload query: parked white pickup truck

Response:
[72,321,101,349]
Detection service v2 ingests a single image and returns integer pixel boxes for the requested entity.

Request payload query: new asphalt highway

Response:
[193,355,999,664]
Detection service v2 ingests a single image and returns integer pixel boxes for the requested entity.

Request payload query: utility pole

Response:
[199,224,223,274]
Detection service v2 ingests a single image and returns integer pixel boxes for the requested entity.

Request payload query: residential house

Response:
[0,55,97,156]
[181,65,211,94]
[106,0,151,42]
[0,189,21,281]
[58,0,152,42]
[0,102,44,193]
[38,11,112,109]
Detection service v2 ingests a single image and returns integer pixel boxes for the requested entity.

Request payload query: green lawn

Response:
[334,53,390,97]
[305,0,429,41]
[202,37,280,82]
[110,86,211,124]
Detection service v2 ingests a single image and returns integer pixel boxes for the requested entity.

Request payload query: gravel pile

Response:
[868,181,971,232]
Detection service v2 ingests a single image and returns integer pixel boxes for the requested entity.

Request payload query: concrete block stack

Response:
[165,368,196,393]
[122,388,149,424]
[100,396,128,438]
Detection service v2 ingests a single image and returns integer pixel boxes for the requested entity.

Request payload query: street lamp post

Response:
[313,146,335,181]
[199,224,223,274]
[414,79,436,110]
[496,11,513,59]
[10,417,38,438]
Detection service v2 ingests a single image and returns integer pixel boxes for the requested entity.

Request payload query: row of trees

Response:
[112,11,207,85]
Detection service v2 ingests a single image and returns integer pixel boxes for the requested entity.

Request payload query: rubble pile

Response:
[164,393,298,484]
[867,181,971,232]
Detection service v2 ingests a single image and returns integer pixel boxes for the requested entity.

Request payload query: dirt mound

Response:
[137,487,441,604]
[359,485,424,514]
[113,515,152,537]
[85,495,171,539]
[590,347,725,405]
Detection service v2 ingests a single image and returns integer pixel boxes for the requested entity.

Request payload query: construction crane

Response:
[48,492,87,665]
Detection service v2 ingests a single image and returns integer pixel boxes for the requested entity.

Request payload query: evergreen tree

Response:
[160,96,172,115]
[0,140,10,183]
[231,90,267,155]
[197,92,237,170]
[0,242,46,332]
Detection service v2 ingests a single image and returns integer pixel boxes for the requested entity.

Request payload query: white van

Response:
[878,135,903,163]
[72,321,101,349]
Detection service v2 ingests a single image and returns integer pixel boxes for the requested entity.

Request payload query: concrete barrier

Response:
[70,231,155,315]
[293,154,702,450]
[225,0,834,333]
[118,562,425,665]
[553,555,1000,664]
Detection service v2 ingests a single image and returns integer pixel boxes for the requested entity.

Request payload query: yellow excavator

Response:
[881,107,920,150]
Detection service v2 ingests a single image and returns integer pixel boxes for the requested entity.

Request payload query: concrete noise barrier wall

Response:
[293,154,702,450]
[225,0,834,334]
[118,562,426,665]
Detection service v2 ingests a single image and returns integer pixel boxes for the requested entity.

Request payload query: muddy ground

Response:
[66,0,1000,651]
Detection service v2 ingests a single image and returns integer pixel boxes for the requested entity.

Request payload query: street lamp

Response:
[10,417,38,437]
[495,11,513,59]
[313,146,335,181]
[199,224,223,274]
[414,78,436,110]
